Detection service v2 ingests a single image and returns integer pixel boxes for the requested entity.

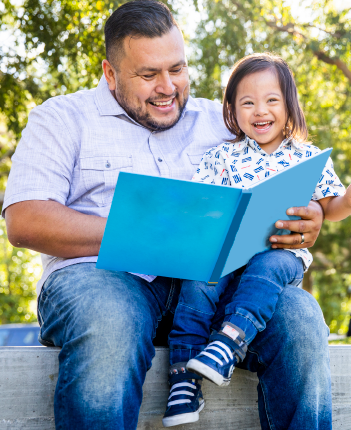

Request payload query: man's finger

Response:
[270,232,308,249]
[285,205,312,219]
[274,219,313,233]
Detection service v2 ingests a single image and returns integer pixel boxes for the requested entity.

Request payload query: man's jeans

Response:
[38,262,332,430]
[169,250,304,364]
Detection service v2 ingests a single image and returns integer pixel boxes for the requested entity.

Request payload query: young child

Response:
[162,53,351,427]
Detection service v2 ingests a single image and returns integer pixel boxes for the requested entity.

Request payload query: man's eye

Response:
[143,74,156,79]
[171,67,183,74]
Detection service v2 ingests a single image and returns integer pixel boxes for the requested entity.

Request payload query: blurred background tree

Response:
[0,0,350,333]
[0,218,41,323]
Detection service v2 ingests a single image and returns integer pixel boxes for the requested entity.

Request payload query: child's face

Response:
[234,69,287,154]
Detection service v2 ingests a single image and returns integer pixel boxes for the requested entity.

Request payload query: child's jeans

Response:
[169,249,304,365]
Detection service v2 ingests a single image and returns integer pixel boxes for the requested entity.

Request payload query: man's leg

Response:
[38,263,177,430]
[214,282,332,430]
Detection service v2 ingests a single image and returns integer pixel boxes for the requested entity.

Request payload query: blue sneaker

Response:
[162,363,205,427]
[186,322,247,387]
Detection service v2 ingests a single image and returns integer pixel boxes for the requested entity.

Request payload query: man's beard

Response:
[115,82,189,132]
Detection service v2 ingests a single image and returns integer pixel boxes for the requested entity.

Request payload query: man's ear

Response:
[102,59,117,91]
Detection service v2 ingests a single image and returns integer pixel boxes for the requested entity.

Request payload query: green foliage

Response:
[0,219,41,323]
[329,336,351,345]
[1,0,351,331]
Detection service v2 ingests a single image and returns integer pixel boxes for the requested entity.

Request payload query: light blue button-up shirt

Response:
[3,76,233,295]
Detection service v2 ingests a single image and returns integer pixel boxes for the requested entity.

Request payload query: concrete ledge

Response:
[0,346,350,429]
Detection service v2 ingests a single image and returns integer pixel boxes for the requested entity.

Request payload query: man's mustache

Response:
[147,92,178,103]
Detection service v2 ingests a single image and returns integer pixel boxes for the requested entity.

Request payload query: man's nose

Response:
[155,72,176,95]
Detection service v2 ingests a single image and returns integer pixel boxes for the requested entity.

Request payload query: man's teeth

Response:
[152,99,173,106]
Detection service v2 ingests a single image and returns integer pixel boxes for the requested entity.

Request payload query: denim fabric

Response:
[38,264,180,430]
[168,250,304,362]
[225,249,304,342]
[168,272,234,364]
[38,262,331,430]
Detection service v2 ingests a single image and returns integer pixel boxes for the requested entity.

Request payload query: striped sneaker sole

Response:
[186,358,231,387]
[162,400,205,427]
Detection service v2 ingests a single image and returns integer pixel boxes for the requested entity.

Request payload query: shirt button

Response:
[105,161,111,168]
[158,158,163,162]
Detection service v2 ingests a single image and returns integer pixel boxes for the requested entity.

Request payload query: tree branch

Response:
[265,20,351,84]
[314,51,351,84]
[265,20,307,40]
[303,24,342,39]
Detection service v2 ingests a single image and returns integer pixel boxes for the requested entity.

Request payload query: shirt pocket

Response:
[80,155,133,207]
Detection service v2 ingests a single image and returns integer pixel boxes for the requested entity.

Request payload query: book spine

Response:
[208,191,252,284]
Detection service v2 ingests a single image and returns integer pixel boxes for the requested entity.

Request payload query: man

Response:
[3,1,331,429]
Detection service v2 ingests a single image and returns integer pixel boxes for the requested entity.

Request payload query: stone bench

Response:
[0,346,350,429]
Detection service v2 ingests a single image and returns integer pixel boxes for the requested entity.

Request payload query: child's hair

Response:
[223,52,308,143]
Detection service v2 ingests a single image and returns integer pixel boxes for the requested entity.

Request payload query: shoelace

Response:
[197,340,233,366]
[167,381,197,407]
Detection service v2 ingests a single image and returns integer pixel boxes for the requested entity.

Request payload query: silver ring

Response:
[300,233,305,245]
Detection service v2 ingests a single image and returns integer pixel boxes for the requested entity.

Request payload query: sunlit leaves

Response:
[0,219,41,323]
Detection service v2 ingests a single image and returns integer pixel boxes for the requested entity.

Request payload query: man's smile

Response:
[150,98,174,107]
[148,97,176,112]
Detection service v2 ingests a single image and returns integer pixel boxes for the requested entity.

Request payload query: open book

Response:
[97,148,332,282]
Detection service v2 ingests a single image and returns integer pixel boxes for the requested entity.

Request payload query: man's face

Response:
[103,26,190,131]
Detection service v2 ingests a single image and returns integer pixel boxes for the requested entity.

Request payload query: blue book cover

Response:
[97,148,332,282]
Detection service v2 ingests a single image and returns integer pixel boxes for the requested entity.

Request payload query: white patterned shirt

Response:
[192,136,345,271]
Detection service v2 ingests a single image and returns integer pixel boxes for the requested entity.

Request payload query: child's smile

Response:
[235,69,287,154]
[253,121,273,132]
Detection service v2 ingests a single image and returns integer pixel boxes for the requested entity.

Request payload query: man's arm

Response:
[5,201,106,258]
[269,200,323,249]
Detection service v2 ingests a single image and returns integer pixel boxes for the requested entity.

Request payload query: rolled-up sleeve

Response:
[3,103,77,216]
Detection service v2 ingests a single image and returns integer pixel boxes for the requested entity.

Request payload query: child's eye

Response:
[243,101,253,105]
[268,98,278,102]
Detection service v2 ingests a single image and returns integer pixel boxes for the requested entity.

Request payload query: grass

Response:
[328,337,351,345]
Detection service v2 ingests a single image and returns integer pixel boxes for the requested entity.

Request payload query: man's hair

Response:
[105,0,179,68]
[223,52,308,143]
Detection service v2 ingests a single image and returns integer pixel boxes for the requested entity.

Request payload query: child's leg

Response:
[187,250,304,386]
[168,275,232,364]
[163,276,231,427]
[223,249,304,343]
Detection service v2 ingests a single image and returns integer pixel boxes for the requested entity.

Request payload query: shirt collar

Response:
[94,75,126,116]
[94,75,202,119]
[232,135,306,154]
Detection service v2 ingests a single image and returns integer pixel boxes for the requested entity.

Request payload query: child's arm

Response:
[192,146,231,186]
[318,184,351,222]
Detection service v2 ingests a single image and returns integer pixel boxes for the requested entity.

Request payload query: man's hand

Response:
[269,200,324,249]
